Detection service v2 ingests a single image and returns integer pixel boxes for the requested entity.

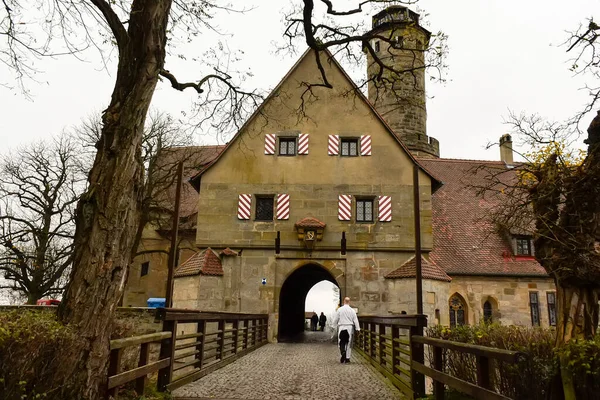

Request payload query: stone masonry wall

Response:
[450,276,556,327]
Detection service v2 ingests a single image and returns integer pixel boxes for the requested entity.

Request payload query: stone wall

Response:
[386,278,450,325]
[123,226,197,307]
[172,249,434,341]
[449,276,556,327]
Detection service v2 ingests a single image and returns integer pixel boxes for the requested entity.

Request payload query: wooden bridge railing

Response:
[354,315,427,399]
[106,308,269,399]
[412,336,523,400]
[356,315,524,400]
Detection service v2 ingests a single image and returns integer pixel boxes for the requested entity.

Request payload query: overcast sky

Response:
[1,0,597,160]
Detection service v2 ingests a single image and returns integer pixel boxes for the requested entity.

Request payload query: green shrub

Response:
[426,324,557,400]
[556,335,600,399]
[0,310,82,400]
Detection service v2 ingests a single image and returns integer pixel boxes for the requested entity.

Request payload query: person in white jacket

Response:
[333,297,360,363]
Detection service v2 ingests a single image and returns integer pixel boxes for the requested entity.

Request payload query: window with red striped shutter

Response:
[276,194,290,220]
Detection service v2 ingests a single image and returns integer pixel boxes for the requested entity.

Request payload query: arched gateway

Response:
[278,263,340,341]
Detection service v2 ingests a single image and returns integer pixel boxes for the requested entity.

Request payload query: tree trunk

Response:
[554,283,600,400]
[56,1,172,398]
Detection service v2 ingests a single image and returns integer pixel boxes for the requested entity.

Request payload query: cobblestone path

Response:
[172,332,403,400]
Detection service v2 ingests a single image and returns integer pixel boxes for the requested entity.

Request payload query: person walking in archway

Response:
[310,312,318,331]
[333,297,360,363]
[319,312,326,331]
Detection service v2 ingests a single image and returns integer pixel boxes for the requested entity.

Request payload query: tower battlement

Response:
[365,6,440,158]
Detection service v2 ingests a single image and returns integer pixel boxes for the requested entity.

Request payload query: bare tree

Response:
[2,1,445,397]
[566,18,600,129]
[281,1,447,111]
[0,136,84,304]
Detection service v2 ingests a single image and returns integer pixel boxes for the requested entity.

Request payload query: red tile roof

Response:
[385,256,452,282]
[221,248,238,256]
[294,217,327,229]
[154,145,225,222]
[174,248,223,277]
[418,158,547,277]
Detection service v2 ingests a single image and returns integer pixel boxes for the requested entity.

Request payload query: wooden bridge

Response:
[107,309,523,400]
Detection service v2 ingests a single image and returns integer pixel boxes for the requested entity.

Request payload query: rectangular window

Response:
[547,292,557,327]
[279,138,296,156]
[374,41,380,52]
[530,292,540,326]
[356,199,374,222]
[340,138,359,157]
[516,237,532,255]
[141,262,149,277]
[255,196,274,221]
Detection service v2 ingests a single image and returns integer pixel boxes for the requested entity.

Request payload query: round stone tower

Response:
[365,6,439,158]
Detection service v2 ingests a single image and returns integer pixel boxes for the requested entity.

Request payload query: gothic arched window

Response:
[449,294,467,327]
[483,301,493,323]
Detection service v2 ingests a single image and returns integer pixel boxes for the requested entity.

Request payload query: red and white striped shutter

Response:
[276,194,290,220]
[328,135,339,156]
[298,134,309,155]
[264,134,276,155]
[378,195,392,222]
[237,194,252,220]
[360,135,372,156]
[338,195,352,221]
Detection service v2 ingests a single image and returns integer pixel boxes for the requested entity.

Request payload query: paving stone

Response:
[172,333,403,399]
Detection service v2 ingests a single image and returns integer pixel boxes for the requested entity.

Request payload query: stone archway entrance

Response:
[278,263,340,342]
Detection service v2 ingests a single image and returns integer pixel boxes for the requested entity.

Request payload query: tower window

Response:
[340,138,359,157]
[255,196,274,221]
[141,262,149,277]
[356,199,374,222]
[393,36,404,49]
[374,41,380,52]
[279,138,297,156]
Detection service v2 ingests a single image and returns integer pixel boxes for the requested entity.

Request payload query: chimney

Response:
[499,134,513,164]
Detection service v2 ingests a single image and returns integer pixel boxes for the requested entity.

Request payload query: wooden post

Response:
[233,320,239,353]
[391,325,399,377]
[135,342,150,396]
[196,320,206,368]
[410,322,426,398]
[243,319,249,349]
[165,161,184,307]
[370,323,376,359]
[476,355,491,390]
[433,345,445,400]
[378,324,385,367]
[413,164,423,315]
[157,320,175,391]
[107,348,122,399]
[252,319,257,346]
[217,320,225,361]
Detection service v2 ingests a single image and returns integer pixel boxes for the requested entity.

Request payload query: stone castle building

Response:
[123,6,556,341]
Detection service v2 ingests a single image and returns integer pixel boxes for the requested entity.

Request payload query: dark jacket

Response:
[311,314,318,324]
[319,314,327,326]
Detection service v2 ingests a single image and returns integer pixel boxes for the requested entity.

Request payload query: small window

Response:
[356,199,374,222]
[483,301,492,323]
[393,36,404,49]
[530,292,540,326]
[255,196,274,221]
[340,138,359,157]
[516,237,532,256]
[547,292,557,326]
[141,262,149,277]
[374,41,380,52]
[279,138,296,156]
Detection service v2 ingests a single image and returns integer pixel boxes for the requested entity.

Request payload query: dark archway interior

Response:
[278,264,339,342]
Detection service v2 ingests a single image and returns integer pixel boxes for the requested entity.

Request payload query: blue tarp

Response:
[147,297,166,308]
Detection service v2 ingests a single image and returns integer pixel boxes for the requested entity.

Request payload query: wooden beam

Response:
[108,359,171,389]
[110,331,171,350]
[412,361,511,400]
[411,336,522,363]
